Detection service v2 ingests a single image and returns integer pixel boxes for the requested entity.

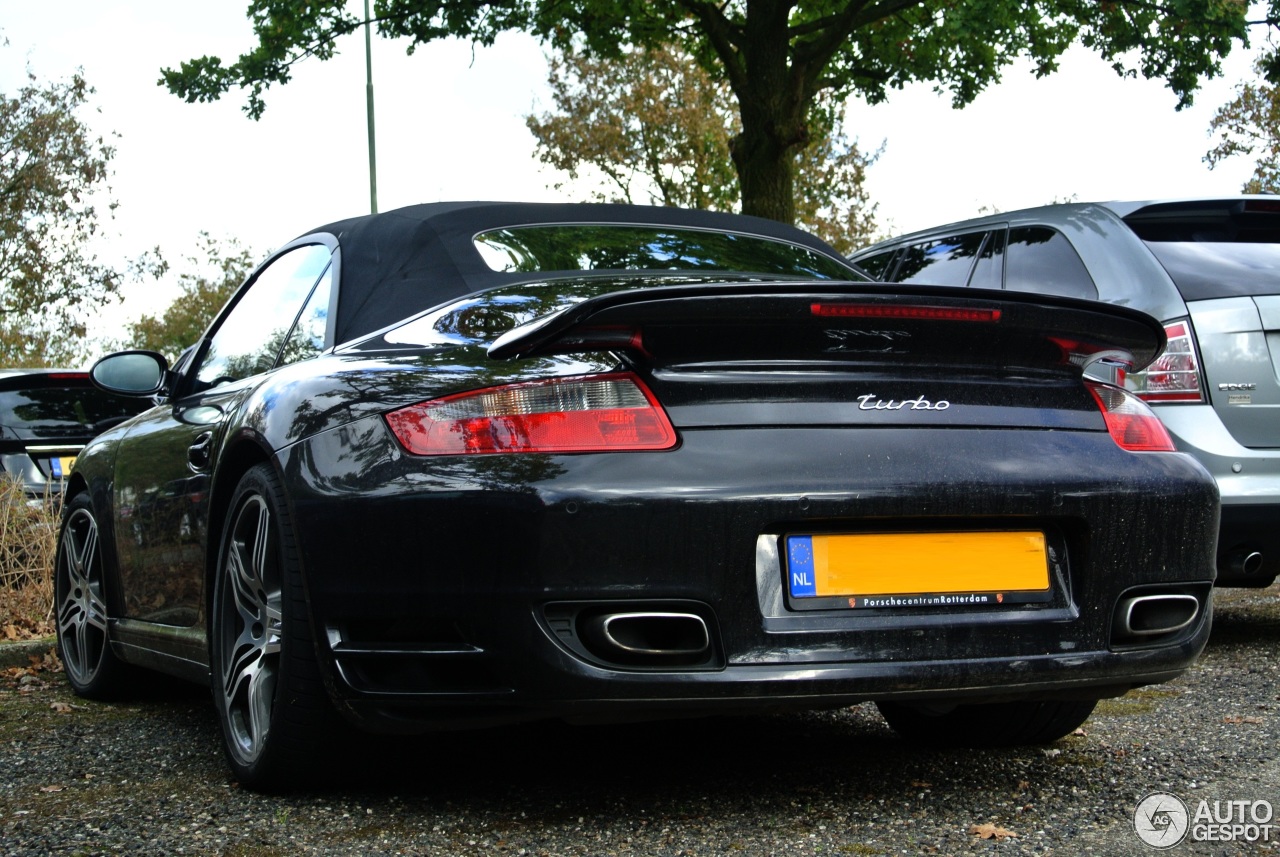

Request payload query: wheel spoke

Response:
[245,658,277,744]
[252,503,271,582]
[226,539,261,626]
[57,585,84,636]
[72,521,98,579]
[75,625,92,678]
[84,585,108,633]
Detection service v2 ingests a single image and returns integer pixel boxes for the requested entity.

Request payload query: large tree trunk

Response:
[731,119,798,224]
[728,0,810,225]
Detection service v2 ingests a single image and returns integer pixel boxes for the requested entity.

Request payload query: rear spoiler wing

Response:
[488,281,1165,373]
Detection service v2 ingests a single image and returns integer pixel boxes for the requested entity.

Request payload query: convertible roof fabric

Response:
[303,201,845,344]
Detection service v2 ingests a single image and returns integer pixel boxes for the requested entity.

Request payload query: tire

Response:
[210,464,334,790]
[55,492,131,698]
[876,698,1098,747]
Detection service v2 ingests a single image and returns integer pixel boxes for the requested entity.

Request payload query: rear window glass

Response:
[473,225,861,281]
[1144,241,1280,301]
[0,384,143,439]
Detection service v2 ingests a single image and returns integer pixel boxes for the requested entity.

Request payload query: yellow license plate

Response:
[53,456,76,479]
[785,531,1050,606]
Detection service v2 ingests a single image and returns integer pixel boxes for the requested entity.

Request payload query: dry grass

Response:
[0,477,58,640]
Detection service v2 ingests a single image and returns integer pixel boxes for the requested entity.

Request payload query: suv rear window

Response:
[1143,241,1280,302]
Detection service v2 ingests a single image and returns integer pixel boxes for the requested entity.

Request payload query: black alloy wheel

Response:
[55,493,129,697]
[876,698,1099,747]
[210,464,333,790]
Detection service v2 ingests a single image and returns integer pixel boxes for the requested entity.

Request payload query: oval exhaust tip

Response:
[581,611,711,660]
[1116,593,1200,639]
[598,612,710,656]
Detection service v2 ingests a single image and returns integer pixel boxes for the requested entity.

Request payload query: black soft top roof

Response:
[305,201,849,344]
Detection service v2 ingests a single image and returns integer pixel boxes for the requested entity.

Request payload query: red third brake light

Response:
[385,373,677,456]
[1086,381,1176,452]
[811,303,1001,322]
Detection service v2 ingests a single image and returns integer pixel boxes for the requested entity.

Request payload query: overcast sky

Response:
[0,2,1263,332]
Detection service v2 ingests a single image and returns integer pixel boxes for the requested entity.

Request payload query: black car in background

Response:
[0,369,148,502]
[57,202,1218,789]
[850,197,1280,586]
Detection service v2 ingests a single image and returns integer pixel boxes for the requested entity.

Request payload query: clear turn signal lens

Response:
[1086,381,1177,452]
[385,372,677,456]
[1124,320,1204,403]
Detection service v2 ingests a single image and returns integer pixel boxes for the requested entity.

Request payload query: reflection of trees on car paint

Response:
[474,225,853,280]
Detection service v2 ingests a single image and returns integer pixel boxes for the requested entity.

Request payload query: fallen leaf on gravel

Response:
[40,785,64,793]
[970,823,1018,840]
[1223,715,1264,724]
[50,701,77,714]
[29,650,61,671]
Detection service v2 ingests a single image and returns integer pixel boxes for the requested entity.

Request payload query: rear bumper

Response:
[332,639,1209,733]
[1154,404,1280,583]
[282,420,1219,732]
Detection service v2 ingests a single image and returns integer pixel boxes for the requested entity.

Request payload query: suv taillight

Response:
[1121,320,1205,403]
[385,373,677,456]
[1086,381,1176,452]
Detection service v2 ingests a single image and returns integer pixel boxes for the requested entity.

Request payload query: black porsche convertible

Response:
[57,201,1218,789]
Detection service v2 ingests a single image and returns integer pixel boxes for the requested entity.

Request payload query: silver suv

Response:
[850,198,1280,587]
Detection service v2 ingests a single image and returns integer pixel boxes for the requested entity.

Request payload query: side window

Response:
[853,249,898,281]
[277,264,334,368]
[196,244,333,387]
[891,232,988,286]
[1004,227,1098,299]
[967,229,1005,290]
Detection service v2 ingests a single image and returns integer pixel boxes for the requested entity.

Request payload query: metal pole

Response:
[364,0,378,214]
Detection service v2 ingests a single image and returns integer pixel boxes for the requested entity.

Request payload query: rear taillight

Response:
[385,373,677,456]
[1122,320,1204,403]
[1086,381,1176,452]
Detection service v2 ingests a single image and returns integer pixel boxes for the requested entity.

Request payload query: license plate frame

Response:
[784,530,1052,610]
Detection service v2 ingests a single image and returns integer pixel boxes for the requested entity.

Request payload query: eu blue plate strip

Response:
[786,535,816,598]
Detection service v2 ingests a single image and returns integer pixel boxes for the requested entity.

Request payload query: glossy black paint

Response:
[65,202,1218,735]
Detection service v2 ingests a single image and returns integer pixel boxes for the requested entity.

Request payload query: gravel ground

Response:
[3,587,1280,856]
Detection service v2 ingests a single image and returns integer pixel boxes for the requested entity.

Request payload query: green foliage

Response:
[124,233,258,363]
[526,43,879,251]
[527,44,741,212]
[1205,57,1280,194]
[0,58,122,367]
[161,1,1257,223]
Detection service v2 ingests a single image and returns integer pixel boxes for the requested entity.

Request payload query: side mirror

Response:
[90,351,169,396]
